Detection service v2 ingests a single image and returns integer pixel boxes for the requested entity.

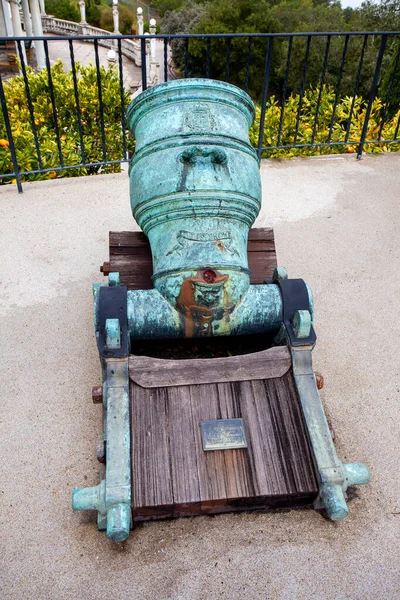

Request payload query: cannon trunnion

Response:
[72,80,369,542]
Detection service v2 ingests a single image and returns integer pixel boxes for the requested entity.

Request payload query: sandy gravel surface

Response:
[0,154,399,599]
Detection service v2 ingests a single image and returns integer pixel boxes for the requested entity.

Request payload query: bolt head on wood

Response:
[92,385,103,404]
[100,261,111,275]
[315,372,324,390]
[327,422,336,442]
[96,440,106,463]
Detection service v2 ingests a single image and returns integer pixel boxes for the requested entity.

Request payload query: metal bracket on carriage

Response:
[276,278,317,347]
[97,285,129,358]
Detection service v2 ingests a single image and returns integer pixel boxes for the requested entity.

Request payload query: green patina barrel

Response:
[127,79,262,335]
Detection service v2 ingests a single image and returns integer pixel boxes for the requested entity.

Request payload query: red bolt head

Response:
[100,262,111,275]
[315,372,324,390]
[202,269,217,283]
[92,385,103,404]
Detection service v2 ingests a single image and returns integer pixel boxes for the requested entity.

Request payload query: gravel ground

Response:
[0,153,399,600]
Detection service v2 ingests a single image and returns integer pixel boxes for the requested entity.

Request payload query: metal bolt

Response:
[96,440,106,464]
[100,261,111,275]
[315,372,324,390]
[92,385,103,404]
[293,309,312,339]
[202,268,217,283]
[108,271,121,287]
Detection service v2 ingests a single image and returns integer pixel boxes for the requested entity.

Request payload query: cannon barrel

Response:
[126,79,276,338]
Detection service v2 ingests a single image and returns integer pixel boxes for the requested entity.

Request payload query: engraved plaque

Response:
[200,418,247,451]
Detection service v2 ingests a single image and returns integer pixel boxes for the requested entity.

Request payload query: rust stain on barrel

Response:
[177,269,230,337]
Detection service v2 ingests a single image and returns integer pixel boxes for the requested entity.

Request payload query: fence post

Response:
[141,37,147,91]
[257,37,273,161]
[0,73,22,193]
[357,34,387,159]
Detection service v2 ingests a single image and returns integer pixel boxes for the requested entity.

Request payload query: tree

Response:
[268,0,348,96]
[153,0,187,17]
[356,0,400,31]
[351,1,400,110]
[162,0,278,95]
[46,0,80,22]
[161,2,206,75]
[162,0,348,98]
[160,0,400,105]
[86,0,102,28]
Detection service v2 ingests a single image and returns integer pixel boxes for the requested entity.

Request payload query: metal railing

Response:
[1,31,400,192]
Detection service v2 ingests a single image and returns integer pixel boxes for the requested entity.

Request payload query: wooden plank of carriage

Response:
[129,346,291,388]
[130,368,318,520]
[104,227,277,288]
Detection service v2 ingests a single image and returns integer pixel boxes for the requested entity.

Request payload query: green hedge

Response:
[250,85,400,158]
[1,66,399,186]
[0,60,134,184]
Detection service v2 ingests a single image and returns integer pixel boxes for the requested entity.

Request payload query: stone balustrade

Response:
[40,16,142,66]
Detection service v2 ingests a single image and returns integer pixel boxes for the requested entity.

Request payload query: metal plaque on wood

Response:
[200,418,247,451]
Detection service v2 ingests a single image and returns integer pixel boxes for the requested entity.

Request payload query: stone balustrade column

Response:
[149,18,159,86]
[29,0,45,69]
[21,0,33,38]
[39,0,45,15]
[144,31,150,83]
[6,0,27,67]
[78,0,86,24]
[149,18,156,59]
[2,0,14,36]
[137,6,143,36]
[112,0,119,34]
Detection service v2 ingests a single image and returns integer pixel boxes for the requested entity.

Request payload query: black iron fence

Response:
[1,31,400,192]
